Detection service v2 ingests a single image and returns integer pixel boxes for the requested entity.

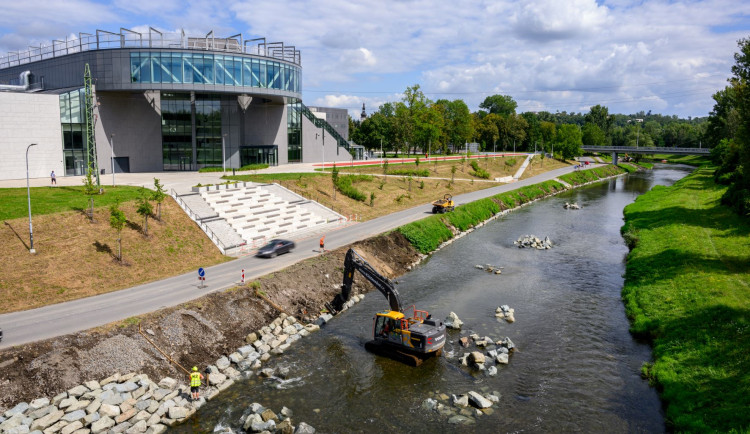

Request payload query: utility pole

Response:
[26,143,37,254]
[110,133,115,186]
[84,63,100,186]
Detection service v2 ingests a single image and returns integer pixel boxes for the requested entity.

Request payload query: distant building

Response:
[360,103,366,122]
[307,106,349,140]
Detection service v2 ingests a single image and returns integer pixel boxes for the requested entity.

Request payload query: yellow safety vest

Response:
[190,372,201,387]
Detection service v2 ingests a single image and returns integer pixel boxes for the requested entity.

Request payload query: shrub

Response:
[334,175,371,202]
[198,166,225,172]
[469,161,491,179]
[239,163,269,171]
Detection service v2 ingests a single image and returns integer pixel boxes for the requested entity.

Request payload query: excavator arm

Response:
[327,248,403,314]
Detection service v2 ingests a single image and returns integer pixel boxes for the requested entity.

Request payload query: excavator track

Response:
[365,340,438,367]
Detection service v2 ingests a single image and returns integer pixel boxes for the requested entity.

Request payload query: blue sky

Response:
[1,0,749,119]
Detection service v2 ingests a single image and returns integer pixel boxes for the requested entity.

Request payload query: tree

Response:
[136,189,153,236]
[584,105,613,142]
[540,121,556,151]
[82,167,98,222]
[436,99,474,152]
[582,123,606,148]
[476,113,500,152]
[479,95,517,116]
[152,178,166,221]
[109,201,126,262]
[554,124,583,159]
[331,163,339,200]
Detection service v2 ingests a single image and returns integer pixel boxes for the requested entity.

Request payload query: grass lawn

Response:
[621,167,750,432]
[647,154,712,165]
[0,197,231,313]
[0,185,148,221]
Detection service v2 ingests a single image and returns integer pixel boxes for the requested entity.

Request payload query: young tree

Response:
[555,124,584,159]
[82,167,98,222]
[152,178,166,221]
[451,165,456,182]
[109,201,126,261]
[382,159,389,182]
[136,188,154,236]
[582,123,607,147]
[331,163,339,200]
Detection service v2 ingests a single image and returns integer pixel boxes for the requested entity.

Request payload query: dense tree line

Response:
[707,38,750,216]
[350,84,710,161]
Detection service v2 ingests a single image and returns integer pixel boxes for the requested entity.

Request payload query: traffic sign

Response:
[198,267,205,277]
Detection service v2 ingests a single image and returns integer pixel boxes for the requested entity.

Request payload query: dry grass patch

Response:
[0,198,231,313]
[520,156,574,179]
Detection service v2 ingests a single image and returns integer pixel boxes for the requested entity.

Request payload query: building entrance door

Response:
[74,159,85,176]
[179,156,191,171]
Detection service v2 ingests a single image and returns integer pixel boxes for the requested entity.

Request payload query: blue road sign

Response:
[198,267,205,278]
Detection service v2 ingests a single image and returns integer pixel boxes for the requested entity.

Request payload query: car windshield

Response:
[260,240,282,250]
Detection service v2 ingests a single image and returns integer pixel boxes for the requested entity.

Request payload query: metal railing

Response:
[1,28,301,70]
[582,146,709,154]
[300,103,351,152]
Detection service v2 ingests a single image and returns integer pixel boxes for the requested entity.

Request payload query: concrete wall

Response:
[241,99,288,165]
[0,92,64,180]
[94,90,163,173]
[301,114,351,163]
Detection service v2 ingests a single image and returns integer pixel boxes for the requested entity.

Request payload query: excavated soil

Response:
[0,231,420,412]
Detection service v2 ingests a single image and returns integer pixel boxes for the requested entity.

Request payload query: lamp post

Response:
[628,118,643,148]
[110,133,115,186]
[26,143,37,254]
[222,133,228,172]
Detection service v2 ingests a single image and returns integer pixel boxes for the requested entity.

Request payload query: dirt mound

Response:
[0,231,420,412]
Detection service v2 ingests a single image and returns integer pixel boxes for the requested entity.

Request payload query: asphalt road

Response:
[0,165,584,349]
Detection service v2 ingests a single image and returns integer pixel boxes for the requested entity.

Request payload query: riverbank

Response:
[0,164,634,419]
[621,167,750,432]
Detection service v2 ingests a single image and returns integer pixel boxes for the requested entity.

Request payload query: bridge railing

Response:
[582,146,709,154]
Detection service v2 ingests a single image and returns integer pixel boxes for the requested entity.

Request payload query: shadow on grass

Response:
[126,220,142,233]
[647,304,750,432]
[4,221,30,250]
[93,241,113,257]
[625,248,750,287]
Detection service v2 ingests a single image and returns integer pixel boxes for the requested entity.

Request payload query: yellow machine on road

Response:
[431,194,455,214]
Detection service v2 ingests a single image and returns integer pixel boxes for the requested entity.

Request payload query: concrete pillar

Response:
[612,151,618,165]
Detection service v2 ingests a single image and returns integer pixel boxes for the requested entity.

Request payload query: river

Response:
[173,165,692,433]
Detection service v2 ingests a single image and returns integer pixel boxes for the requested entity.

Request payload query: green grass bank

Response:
[621,167,750,432]
[0,186,146,221]
[398,165,640,253]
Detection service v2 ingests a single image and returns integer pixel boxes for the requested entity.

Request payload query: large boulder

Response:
[467,391,493,409]
[444,312,463,330]
[468,352,485,365]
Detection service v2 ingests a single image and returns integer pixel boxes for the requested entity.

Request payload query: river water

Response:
[174,165,691,433]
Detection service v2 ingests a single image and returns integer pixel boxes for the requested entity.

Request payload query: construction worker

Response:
[190,366,204,400]
[319,235,326,253]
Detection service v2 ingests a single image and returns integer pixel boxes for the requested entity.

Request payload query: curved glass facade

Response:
[130,52,300,93]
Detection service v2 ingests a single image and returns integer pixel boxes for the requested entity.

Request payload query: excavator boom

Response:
[328,249,402,314]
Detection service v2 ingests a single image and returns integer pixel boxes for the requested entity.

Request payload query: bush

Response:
[445,199,499,231]
[239,163,270,171]
[469,160,491,179]
[335,175,371,202]
[198,166,225,173]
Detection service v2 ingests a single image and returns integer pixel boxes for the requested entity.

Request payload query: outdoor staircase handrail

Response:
[299,103,350,152]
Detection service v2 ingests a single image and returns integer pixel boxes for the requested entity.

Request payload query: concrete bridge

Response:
[581,146,709,164]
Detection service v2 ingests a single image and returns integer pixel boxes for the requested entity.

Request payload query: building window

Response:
[287,99,301,163]
[161,92,192,171]
[59,89,87,176]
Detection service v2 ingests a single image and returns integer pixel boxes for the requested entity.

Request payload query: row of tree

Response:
[350,88,707,160]
[706,38,750,216]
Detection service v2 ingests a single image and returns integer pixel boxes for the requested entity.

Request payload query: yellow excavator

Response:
[431,194,455,214]
[326,249,446,366]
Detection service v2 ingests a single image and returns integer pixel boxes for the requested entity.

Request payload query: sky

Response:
[1,0,749,120]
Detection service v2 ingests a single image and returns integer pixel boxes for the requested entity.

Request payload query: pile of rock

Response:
[444,312,464,330]
[563,202,580,209]
[453,334,516,376]
[0,307,345,434]
[514,234,552,249]
[238,403,316,433]
[495,305,515,323]
[474,264,503,274]
[0,373,197,434]
[314,294,366,326]
[421,390,502,426]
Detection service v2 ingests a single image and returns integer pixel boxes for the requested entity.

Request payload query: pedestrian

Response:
[190,366,204,400]
[319,235,326,253]
[50,170,56,185]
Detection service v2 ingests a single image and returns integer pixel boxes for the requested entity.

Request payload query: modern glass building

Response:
[0,28,352,179]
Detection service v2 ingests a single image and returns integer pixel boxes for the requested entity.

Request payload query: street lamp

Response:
[628,119,643,148]
[222,133,228,172]
[26,143,37,254]
[110,133,115,186]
